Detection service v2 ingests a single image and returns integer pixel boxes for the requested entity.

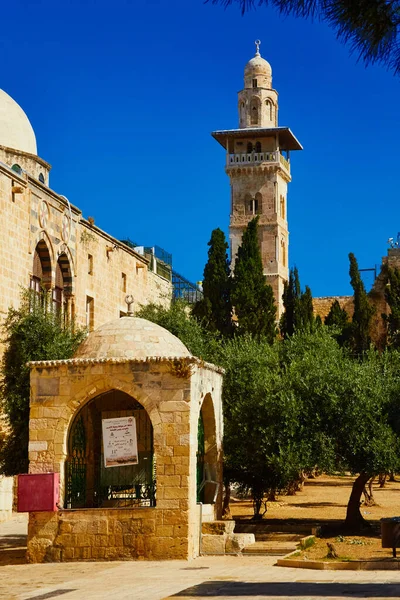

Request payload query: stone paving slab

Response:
[3,515,400,599]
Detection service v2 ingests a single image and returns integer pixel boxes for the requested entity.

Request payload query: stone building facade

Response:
[212,41,302,316]
[0,88,171,354]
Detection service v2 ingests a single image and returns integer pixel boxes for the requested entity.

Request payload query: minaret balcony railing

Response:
[227,151,290,171]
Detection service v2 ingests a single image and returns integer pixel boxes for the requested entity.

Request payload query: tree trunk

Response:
[379,473,387,488]
[389,471,396,482]
[267,489,277,502]
[222,482,232,520]
[362,477,376,506]
[345,472,371,531]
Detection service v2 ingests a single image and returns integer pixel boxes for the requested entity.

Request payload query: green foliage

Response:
[280,267,314,338]
[384,267,400,348]
[0,290,86,475]
[220,335,299,511]
[325,299,349,328]
[208,0,400,76]
[136,300,222,365]
[348,253,375,356]
[231,217,277,342]
[139,284,400,528]
[192,228,232,336]
[324,299,350,346]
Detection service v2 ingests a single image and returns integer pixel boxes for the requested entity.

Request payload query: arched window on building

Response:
[11,164,22,175]
[38,173,45,184]
[65,390,155,509]
[255,141,261,153]
[53,253,73,319]
[247,142,253,153]
[30,240,52,296]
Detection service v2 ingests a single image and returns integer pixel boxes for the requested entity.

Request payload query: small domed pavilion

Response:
[26,314,224,562]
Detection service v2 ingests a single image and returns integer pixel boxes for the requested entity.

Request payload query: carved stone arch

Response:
[31,235,54,290]
[30,229,55,262]
[58,243,76,277]
[65,377,161,440]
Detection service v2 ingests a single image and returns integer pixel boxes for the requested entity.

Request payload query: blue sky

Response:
[2,0,399,297]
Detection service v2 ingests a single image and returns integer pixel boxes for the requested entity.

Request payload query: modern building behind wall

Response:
[0,88,172,350]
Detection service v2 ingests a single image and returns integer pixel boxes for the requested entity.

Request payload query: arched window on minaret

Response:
[255,141,261,153]
[250,97,260,125]
[280,195,285,219]
[255,192,262,214]
[265,100,273,121]
[247,142,253,153]
[281,239,286,267]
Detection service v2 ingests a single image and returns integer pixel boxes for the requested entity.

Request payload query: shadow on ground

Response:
[170,580,400,597]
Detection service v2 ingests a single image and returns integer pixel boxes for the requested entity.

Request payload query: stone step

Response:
[242,541,297,556]
[254,533,303,542]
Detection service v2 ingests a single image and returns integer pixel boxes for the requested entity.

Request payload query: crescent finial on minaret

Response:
[255,39,261,56]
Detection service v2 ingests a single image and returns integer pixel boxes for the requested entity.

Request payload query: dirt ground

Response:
[298,535,393,561]
[230,474,400,524]
[231,474,400,561]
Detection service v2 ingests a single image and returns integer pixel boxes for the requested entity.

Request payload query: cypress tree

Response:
[280,267,314,337]
[299,285,314,330]
[192,228,232,336]
[325,299,350,346]
[325,299,349,328]
[231,217,276,342]
[348,252,375,355]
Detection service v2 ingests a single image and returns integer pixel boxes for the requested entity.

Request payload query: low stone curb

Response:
[277,540,400,571]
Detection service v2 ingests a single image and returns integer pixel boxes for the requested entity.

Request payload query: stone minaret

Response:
[212,41,302,316]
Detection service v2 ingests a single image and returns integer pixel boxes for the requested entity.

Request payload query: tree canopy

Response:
[0,291,85,475]
[208,0,400,75]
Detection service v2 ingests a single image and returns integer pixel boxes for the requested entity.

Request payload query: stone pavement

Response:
[2,515,400,599]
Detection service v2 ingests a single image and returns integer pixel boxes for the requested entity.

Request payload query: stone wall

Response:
[312,296,354,322]
[0,476,13,522]
[27,507,189,562]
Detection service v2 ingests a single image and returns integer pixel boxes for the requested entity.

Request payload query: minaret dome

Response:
[244,40,272,89]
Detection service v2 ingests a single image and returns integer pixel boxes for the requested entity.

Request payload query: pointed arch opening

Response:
[65,389,155,509]
[53,252,73,318]
[250,97,260,125]
[196,393,218,504]
[30,239,52,294]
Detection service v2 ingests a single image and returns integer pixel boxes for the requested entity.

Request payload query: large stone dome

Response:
[74,316,191,360]
[0,89,37,155]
